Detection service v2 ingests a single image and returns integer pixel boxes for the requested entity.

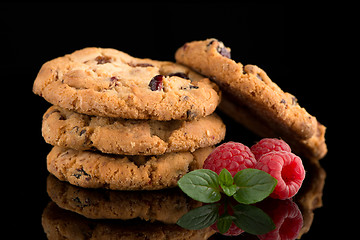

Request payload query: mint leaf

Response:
[178,169,221,203]
[176,203,219,230]
[233,203,275,235]
[217,213,235,234]
[218,169,237,197]
[233,169,277,204]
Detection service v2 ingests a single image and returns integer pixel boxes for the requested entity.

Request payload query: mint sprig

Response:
[178,168,277,204]
[177,168,277,235]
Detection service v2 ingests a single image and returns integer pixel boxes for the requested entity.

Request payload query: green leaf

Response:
[178,169,221,203]
[176,203,219,230]
[216,214,235,234]
[233,169,277,204]
[219,169,237,197]
[233,203,275,235]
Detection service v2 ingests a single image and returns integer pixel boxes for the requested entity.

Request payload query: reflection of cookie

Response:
[46,175,201,223]
[47,146,213,190]
[175,38,327,160]
[33,47,220,120]
[42,202,215,240]
[42,105,225,155]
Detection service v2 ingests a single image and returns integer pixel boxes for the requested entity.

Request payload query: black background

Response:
[2,2,347,239]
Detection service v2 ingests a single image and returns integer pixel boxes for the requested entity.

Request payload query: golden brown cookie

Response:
[47,146,213,190]
[175,38,327,161]
[42,105,225,155]
[46,174,201,223]
[33,47,221,120]
[42,202,215,240]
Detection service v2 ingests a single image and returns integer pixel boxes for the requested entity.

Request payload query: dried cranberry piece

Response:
[167,72,190,80]
[95,55,112,64]
[149,75,164,91]
[217,46,231,59]
[128,62,154,67]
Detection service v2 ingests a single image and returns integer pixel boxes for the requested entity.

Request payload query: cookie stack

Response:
[33,47,225,190]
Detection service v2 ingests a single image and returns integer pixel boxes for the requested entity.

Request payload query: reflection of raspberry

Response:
[210,199,244,236]
[255,151,305,200]
[250,138,291,160]
[211,222,244,236]
[257,199,303,240]
[203,142,257,176]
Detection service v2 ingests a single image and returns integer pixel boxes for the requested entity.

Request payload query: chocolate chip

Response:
[128,62,154,67]
[72,167,91,180]
[207,39,216,47]
[189,85,199,89]
[79,129,86,136]
[217,46,231,58]
[186,110,197,119]
[280,99,286,104]
[167,72,190,80]
[256,74,263,81]
[72,197,91,208]
[149,75,164,91]
[109,76,119,88]
[95,56,112,64]
[291,96,298,105]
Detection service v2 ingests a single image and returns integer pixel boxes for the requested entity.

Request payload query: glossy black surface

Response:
[3,3,340,239]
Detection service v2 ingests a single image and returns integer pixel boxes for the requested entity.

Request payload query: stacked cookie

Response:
[33,47,225,190]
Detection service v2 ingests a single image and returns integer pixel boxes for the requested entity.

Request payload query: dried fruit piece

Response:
[217,45,231,59]
[168,72,190,80]
[128,62,154,67]
[95,55,111,64]
[149,75,164,91]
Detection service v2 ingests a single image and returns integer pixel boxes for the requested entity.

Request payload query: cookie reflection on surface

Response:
[46,174,201,224]
[42,202,215,240]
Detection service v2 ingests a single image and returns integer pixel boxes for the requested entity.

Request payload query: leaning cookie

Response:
[42,105,225,155]
[175,38,327,160]
[47,146,213,190]
[33,47,220,120]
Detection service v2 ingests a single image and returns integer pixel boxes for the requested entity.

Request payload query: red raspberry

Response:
[250,138,291,160]
[255,151,305,200]
[203,142,257,177]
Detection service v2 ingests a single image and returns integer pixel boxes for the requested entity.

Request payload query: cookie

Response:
[33,47,221,120]
[42,202,215,240]
[46,174,201,223]
[42,105,225,155]
[47,146,213,190]
[175,38,327,160]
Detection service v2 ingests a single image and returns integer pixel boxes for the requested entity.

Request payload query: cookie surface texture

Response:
[175,39,327,160]
[47,146,213,190]
[33,47,220,120]
[42,105,225,155]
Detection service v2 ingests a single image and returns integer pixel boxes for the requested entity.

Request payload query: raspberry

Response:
[257,199,303,240]
[250,138,291,160]
[255,151,305,200]
[203,142,257,177]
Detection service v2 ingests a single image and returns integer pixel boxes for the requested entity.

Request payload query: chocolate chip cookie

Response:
[33,47,221,120]
[42,105,225,155]
[175,38,327,161]
[47,146,213,190]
